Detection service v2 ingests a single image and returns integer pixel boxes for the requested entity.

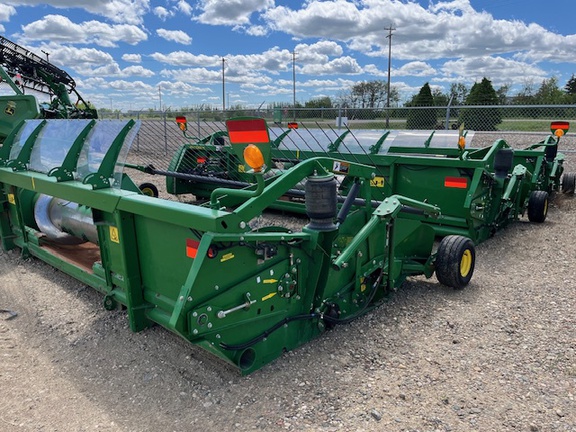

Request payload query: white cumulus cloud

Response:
[20,14,147,47]
[156,29,192,45]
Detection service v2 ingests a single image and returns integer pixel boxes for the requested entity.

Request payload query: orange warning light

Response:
[243,144,265,172]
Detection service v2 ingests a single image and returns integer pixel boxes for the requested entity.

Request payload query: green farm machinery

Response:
[0,35,97,144]
[160,117,574,244]
[1,29,573,376]
[0,116,482,374]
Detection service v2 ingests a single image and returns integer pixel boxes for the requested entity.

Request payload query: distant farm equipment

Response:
[0,35,97,143]
[156,117,572,245]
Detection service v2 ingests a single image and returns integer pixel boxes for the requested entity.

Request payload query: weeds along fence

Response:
[99,104,576,176]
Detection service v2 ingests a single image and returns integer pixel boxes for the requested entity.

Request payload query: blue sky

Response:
[1,0,575,111]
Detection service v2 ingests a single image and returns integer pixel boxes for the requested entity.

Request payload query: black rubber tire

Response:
[139,182,159,198]
[527,190,548,223]
[561,172,575,194]
[435,235,475,290]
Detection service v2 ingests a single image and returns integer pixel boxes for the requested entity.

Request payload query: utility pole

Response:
[385,25,395,128]
[222,57,226,113]
[292,50,297,121]
[158,85,162,111]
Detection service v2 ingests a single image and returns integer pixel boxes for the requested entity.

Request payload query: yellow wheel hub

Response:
[460,250,472,277]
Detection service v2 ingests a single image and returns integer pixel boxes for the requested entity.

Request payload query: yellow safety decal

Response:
[370,176,385,188]
[263,279,278,284]
[109,226,120,244]
[7,194,15,205]
[262,292,277,301]
[220,252,235,262]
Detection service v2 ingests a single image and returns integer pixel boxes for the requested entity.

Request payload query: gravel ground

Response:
[1,133,575,432]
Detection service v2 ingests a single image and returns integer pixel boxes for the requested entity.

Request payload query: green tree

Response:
[514,79,537,105]
[432,88,449,106]
[449,83,469,105]
[565,74,576,95]
[350,80,398,108]
[459,77,501,131]
[534,77,566,104]
[303,96,333,118]
[565,74,576,103]
[353,80,384,108]
[406,82,437,129]
[336,80,398,110]
[496,84,511,104]
[304,96,333,109]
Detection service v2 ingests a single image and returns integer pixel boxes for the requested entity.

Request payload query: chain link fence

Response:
[99,105,576,196]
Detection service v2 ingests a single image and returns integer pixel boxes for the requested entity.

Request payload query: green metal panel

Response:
[0,95,41,144]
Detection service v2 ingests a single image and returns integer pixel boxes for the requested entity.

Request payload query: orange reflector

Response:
[244,144,265,172]
[444,176,468,189]
[287,122,298,129]
[197,157,207,164]
[458,136,466,149]
[186,238,199,258]
[226,118,269,144]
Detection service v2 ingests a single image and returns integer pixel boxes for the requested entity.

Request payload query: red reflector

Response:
[186,238,199,258]
[207,246,218,259]
[551,121,569,131]
[197,157,207,163]
[287,122,298,129]
[444,177,468,189]
[226,118,269,144]
[176,116,187,124]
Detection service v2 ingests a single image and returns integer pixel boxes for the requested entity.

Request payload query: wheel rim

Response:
[460,249,472,277]
[142,187,154,196]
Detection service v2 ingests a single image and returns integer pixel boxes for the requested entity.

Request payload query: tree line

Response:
[270,74,576,130]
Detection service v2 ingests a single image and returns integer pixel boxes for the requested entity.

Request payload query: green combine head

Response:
[162,117,573,244]
[0,117,477,374]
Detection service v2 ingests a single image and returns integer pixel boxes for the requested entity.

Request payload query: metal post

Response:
[292,50,297,122]
[385,25,395,129]
[163,110,168,156]
[136,111,140,152]
[222,58,226,114]
[445,95,454,130]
